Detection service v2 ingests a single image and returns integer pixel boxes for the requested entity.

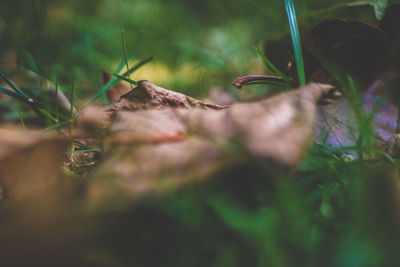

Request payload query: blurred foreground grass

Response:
[1,145,400,266]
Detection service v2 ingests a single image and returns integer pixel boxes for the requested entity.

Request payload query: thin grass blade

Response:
[122,28,134,90]
[39,108,58,122]
[91,33,143,102]
[254,47,290,83]
[55,78,60,122]
[113,74,139,86]
[0,85,29,102]
[284,0,306,85]
[16,102,25,129]
[0,72,28,97]
[0,85,69,122]
[120,56,153,78]
[45,120,73,131]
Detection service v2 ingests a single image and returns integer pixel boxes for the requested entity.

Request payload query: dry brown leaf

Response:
[304,19,387,88]
[76,80,228,137]
[84,83,333,201]
[75,105,113,137]
[316,81,400,156]
[0,127,68,199]
[207,88,236,106]
[109,109,186,144]
[106,80,228,112]
[88,137,235,202]
[182,83,335,166]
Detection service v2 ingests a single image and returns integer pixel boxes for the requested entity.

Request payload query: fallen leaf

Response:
[316,80,400,156]
[263,3,377,81]
[88,137,234,202]
[304,19,387,89]
[108,109,186,144]
[0,127,68,199]
[207,88,236,106]
[378,4,400,104]
[182,83,335,166]
[84,82,334,201]
[106,80,228,112]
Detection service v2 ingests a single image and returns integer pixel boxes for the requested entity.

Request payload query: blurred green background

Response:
[0,0,356,100]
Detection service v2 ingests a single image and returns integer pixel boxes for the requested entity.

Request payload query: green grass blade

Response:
[0,85,69,123]
[254,47,290,83]
[111,31,143,78]
[0,74,58,119]
[0,85,29,102]
[0,72,28,97]
[90,33,143,102]
[23,51,38,72]
[346,76,377,158]
[70,74,75,120]
[122,28,134,90]
[39,108,58,122]
[91,76,118,102]
[68,73,76,147]
[55,78,60,122]
[284,0,306,86]
[112,73,139,86]
[16,102,25,129]
[90,56,153,103]
[379,151,396,164]
[120,56,153,78]
[45,120,73,131]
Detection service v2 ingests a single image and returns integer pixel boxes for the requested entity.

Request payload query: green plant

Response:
[0,72,71,128]
[254,47,291,83]
[284,0,305,86]
[234,0,306,89]
[90,32,153,103]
